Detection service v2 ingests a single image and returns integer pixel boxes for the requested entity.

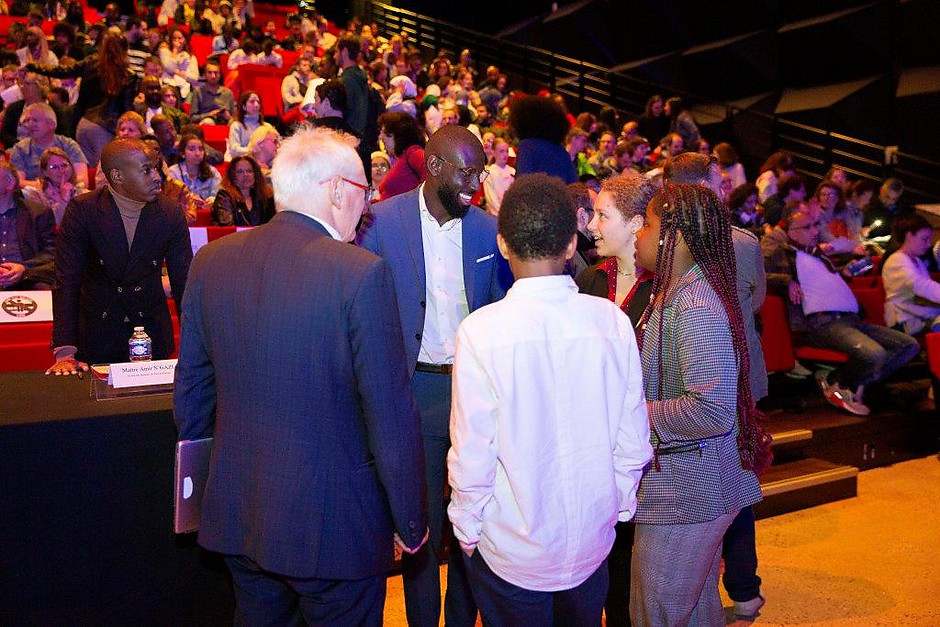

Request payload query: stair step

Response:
[769,428,813,446]
[755,458,858,519]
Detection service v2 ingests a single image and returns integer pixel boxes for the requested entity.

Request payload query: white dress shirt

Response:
[795,251,858,315]
[447,275,652,592]
[417,183,468,364]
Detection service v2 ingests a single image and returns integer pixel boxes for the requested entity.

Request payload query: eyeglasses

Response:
[45,162,72,171]
[790,222,820,231]
[341,177,375,204]
[434,156,489,183]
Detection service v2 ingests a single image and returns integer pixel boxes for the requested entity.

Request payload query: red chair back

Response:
[190,34,214,69]
[202,124,230,153]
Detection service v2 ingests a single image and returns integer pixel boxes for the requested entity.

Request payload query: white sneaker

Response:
[824,383,871,416]
[734,593,765,619]
[785,361,812,379]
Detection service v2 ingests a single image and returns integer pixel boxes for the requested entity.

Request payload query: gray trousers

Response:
[630,511,738,626]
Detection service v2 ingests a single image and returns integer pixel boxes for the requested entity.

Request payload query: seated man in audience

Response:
[0,160,56,290]
[448,173,651,625]
[188,60,235,125]
[565,127,595,178]
[615,138,649,181]
[151,115,181,165]
[864,177,911,239]
[763,205,919,415]
[11,103,87,191]
[761,173,806,229]
[136,76,190,135]
[587,130,617,180]
[281,57,315,124]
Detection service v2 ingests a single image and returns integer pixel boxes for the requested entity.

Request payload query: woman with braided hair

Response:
[630,183,771,625]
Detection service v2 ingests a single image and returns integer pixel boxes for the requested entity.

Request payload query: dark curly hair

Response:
[508,95,570,144]
[377,110,425,157]
[498,173,576,261]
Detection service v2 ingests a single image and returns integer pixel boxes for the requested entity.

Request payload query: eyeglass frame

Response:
[340,177,375,205]
[431,155,489,183]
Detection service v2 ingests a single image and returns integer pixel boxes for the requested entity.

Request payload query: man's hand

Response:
[788,280,803,305]
[394,527,430,555]
[0,262,26,287]
[45,356,89,376]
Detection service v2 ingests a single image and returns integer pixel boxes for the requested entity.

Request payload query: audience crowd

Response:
[2,1,932,624]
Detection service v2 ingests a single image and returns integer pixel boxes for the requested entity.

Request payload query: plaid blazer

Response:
[635,266,762,525]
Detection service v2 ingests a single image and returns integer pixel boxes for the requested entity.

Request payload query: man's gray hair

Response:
[24,102,56,127]
[271,125,362,215]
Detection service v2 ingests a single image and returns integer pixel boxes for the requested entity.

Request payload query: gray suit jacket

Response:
[635,266,762,525]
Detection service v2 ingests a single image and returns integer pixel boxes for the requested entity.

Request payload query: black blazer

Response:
[10,195,57,286]
[51,187,192,363]
[576,263,653,328]
[174,211,427,579]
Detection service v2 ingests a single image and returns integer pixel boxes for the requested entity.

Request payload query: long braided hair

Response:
[638,183,773,474]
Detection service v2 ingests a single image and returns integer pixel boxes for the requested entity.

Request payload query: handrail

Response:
[369,1,939,202]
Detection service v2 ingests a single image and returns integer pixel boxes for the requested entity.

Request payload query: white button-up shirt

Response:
[447,275,652,592]
[417,183,468,364]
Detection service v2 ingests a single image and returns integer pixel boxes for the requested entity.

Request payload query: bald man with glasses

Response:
[361,124,512,627]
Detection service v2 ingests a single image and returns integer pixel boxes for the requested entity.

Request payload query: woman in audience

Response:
[246,125,280,184]
[17,26,58,68]
[631,183,768,625]
[665,96,700,150]
[825,166,849,191]
[482,137,514,216]
[714,142,746,189]
[227,91,274,160]
[637,94,669,148]
[211,155,275,226]
[161,85,182,111]
[94,111,147,188]
[370,151,390,197]
[816,180,864,251]
[26,31,139,166]
[728,183,763,234]
[573,177,656,626]
[168,134,222,204]
[23,147,83,225]
[883,214,940,335]
[755,151,793,203]
[376,110,426,200]
[160,27,200,100]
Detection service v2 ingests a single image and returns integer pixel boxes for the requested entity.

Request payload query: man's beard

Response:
[437,183,470,220]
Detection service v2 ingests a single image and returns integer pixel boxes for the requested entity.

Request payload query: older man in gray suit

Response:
[174,126,428,624]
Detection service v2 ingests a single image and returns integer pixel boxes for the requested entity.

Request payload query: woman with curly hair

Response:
[510,95,577,184]
[376,110,426,200]
[631,183,769,625]
[211,155,275,226]
[27,31,139,166]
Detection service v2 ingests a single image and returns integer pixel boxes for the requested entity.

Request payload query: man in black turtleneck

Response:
[46,137,192,375]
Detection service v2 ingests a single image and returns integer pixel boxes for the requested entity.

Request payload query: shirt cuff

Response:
[53,346,78,361]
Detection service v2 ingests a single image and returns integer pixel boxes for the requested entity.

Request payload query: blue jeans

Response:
[802,312,920,389]
[401,371,477,627]
[464,550,608,626]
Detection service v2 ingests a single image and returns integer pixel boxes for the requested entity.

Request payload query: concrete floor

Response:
[383,456,940,626]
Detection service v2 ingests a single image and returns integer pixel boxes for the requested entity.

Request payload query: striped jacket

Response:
[635,266,762,525]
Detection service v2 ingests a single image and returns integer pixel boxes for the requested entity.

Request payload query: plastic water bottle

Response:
[129,327,152,362]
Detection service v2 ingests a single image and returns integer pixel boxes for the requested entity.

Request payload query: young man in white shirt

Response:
[447,172,653,623]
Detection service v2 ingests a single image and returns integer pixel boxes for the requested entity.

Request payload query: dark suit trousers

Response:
[464,550,608,626]
[721,506,761,602]
[402,371,477,627]
[224,555,385,626]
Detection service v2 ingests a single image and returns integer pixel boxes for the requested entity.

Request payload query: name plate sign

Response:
[109,359,178,388]
[0,291,53,323]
